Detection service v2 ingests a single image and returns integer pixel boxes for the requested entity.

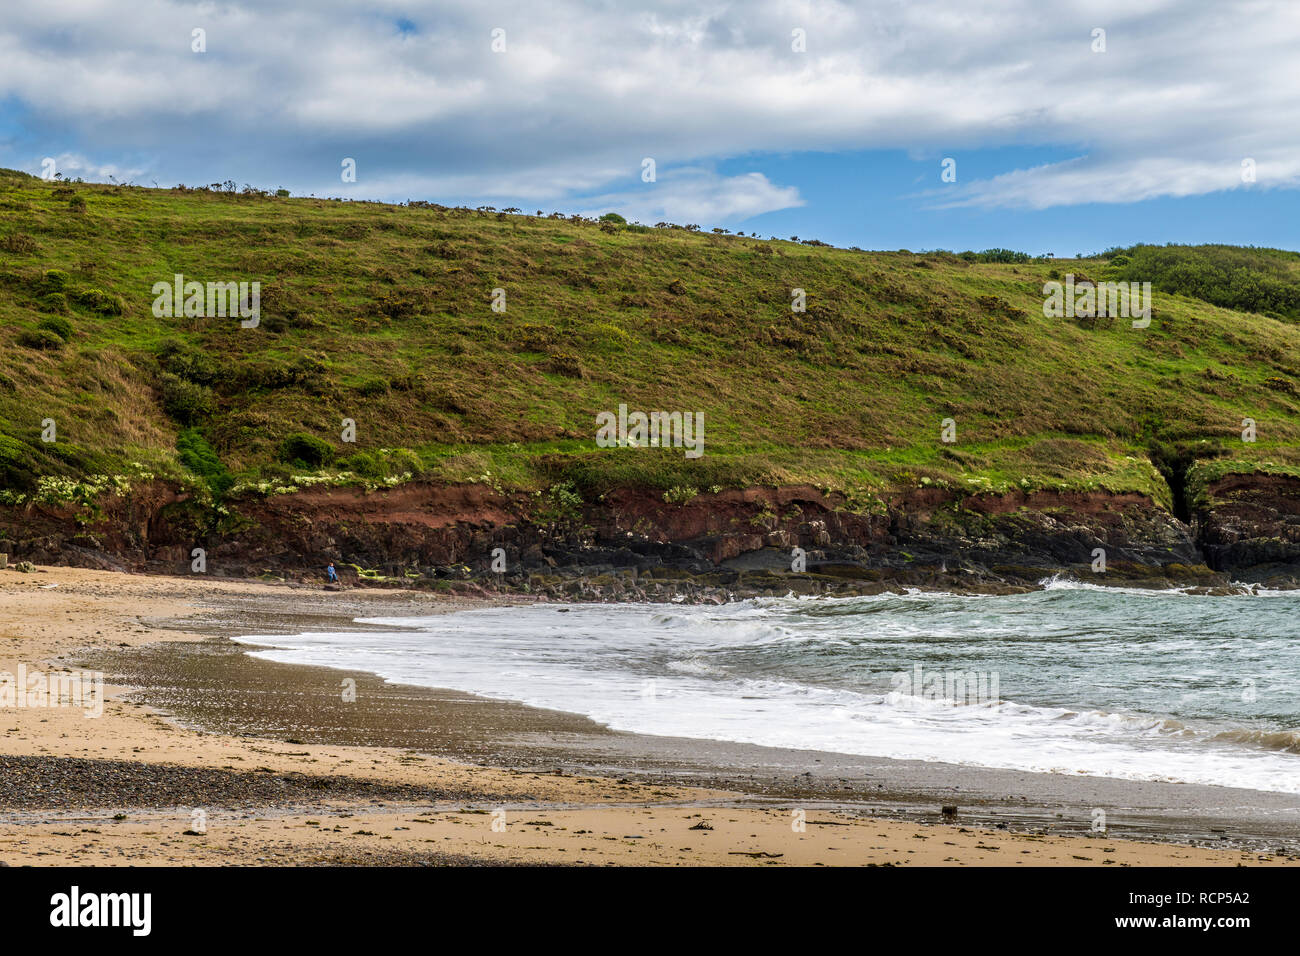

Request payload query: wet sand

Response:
[82,616,1300,854]
[2,567,1296,866]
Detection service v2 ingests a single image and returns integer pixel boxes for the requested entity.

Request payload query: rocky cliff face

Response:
[1197,474,1300,579]
[2,475,1296,596]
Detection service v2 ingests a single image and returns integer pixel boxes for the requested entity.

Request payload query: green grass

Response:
[1,167,1298,511]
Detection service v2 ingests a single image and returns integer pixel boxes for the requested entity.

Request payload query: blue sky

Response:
[704,149,1299,255]
[1,0,1297,254]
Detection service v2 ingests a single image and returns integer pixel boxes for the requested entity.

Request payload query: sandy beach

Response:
[0,566,1295,867]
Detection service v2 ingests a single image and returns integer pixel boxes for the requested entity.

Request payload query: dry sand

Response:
[0,566,1292,867]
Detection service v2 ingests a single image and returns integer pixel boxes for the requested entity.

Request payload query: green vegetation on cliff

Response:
[0,167,1297,514]
[1107,243,1300,321]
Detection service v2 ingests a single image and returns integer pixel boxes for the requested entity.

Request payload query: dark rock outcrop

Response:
[1,475,1295,597]
[1198,473,1300,584]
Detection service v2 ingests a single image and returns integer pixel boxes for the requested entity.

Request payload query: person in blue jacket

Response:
[326,562,338,584]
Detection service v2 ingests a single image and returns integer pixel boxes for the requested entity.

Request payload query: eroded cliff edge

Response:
[3,472,1296,598]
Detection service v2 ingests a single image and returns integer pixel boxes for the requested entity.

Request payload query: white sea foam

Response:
[235,590,1300,793]
[1036,573,1198,596]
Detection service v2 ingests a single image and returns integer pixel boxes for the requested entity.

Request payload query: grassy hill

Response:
[1,167,1297,519]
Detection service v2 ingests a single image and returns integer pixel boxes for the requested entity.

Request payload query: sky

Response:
[1,0,1296,254]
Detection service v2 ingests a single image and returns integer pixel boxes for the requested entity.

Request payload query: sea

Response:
[234,578,1300,793]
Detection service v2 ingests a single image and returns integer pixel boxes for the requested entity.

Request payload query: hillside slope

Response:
[0,168,1297,589]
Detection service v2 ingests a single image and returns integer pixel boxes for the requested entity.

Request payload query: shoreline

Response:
[2,566,1296,866]
[85,609,1300,854]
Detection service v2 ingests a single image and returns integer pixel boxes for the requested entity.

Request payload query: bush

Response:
[546,351,585,378]
[260,462,295,482]
[340,450,386,479]
[36,316,74,341]
[0,433,41,489]
[1109,243,1300,318]
[236,355,325,391]
[275,189,290,198]
[42,269,70,292]
[355,376,389,396]
[534,481,583,525]
[39,292,68,313]
[0,233,36,254]
[159,373,215,425]
[16,329,63,351]
[68,196,87,213]
[73,288,124,315]
[387,447,423,476]
[1264,375,1299,396]
[375,292,418,319]
[177,428,233,495]
[513,324,553,352]
[598,212,626,224]
[958,248,1033,264]
[278,432,335,468]
[157,341,219,385]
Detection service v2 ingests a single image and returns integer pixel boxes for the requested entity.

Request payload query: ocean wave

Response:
[1227,582,1300,597]
[1036,573,1196,595]
[256,589,1300,793]
[665,656,728,677]
[1209,726,1300,754]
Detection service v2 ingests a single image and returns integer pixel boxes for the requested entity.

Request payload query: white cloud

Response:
[928,152,1300,210]
[42,153,148,184]
[0,0,1296,214]
[577,170,804,224]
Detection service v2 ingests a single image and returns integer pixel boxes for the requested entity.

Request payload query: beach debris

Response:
[728,851,783,858]
[941,805,959,818]
[688,820,713,830]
